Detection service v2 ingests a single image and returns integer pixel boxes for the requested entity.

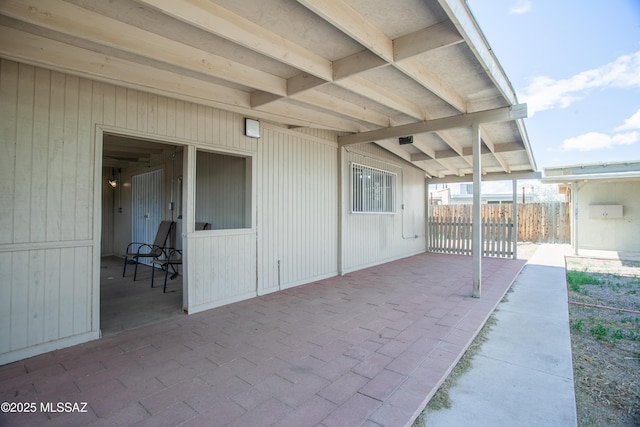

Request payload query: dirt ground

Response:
[565,256,640,426]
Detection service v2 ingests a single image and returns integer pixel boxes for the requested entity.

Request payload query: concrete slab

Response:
[425,244,578,427]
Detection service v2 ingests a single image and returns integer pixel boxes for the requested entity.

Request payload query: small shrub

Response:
[571,319,584,332]
[567,270,602,287]
[590,323,608,340]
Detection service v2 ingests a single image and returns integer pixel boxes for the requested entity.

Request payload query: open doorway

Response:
[100,133,184,335]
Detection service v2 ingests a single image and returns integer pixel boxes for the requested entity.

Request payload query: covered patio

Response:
[0,252,525,427]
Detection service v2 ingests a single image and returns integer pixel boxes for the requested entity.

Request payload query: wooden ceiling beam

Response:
[135,0,333,81]
[480,128,511,173]
[339,104,527,146]
[0,25,361,132]
[296,0,467,112]
[1,0,288,96]
[393,20,464,61]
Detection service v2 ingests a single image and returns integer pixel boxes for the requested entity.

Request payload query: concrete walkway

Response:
[425,244,578,426]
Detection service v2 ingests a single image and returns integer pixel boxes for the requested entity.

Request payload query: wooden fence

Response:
[428,202,570,257]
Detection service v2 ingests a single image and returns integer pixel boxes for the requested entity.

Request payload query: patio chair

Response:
[151,248,182,293]
[195,222,210,231]
[123,220,175,281]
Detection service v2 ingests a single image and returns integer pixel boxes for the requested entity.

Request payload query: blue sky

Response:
[466,0,640,170]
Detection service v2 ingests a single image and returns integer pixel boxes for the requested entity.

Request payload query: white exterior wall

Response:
[0,58,427,364]
[341,145,426,273]
[577,181,640,252]
[257,126,339,294]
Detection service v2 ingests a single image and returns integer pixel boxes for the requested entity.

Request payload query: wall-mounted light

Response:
[245,118,261,138]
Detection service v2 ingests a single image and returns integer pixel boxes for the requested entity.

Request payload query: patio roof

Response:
[0,0,536,180]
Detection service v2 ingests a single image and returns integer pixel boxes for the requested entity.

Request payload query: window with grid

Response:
[350,163,396,213]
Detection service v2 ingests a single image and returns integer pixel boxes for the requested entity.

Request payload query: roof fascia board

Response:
[437,0,517,105]
[542,171,640,183]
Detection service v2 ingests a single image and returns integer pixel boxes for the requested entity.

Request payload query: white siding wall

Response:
[0,59,346,363]
[578,181,640,252]
[342,145,426,273]
[1,60,97,364]
[257,126,339,294]
[0,58,428,364]
[0,59,264,363]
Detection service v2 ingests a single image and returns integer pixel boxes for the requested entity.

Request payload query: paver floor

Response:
[0,253,525,427]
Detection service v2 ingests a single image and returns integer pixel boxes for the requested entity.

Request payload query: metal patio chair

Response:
[151,247,182,293]
[123,220,175,281]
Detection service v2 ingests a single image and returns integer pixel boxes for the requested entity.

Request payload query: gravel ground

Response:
[565,256,640,426]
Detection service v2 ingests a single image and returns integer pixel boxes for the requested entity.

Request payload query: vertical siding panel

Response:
[0,253,13,353]
[114,86,127,128]
[0,60,18,244]
[30,68,50,243]
[58,247,74,338]
[175,100,185,139]
[43,248,61,342]
[126,89,137,130]
[46,72,64,242]
[137,92,147,132]
[61,75,79,241]
[11,251,29,351]
[102,83,116,127]
[76,78,93,240]
[197,105,206,142]
[27,250,45,346]
[73,246,90,335]
[156,96,167,136]
[166,98,176,137]
[14,63,35,243]
[148,94,157,134]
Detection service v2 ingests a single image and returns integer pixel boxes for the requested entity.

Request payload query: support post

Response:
[572,182,581,256]
[512,179,518,259]
[472,123,482,298]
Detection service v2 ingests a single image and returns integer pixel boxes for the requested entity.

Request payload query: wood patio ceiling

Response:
[0,0,537,179]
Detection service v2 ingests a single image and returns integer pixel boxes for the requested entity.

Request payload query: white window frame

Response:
[350,162,397,214]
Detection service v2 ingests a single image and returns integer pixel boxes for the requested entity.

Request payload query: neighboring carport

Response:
[543,160,640,255]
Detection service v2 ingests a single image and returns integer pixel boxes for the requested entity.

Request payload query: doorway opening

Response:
[100,133,184,336]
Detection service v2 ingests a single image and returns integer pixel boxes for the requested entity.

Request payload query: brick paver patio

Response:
[0,252,526,426]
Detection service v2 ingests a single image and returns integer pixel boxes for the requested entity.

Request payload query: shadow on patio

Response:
[0,252,526,427]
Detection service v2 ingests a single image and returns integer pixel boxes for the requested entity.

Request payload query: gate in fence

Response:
[428,215,514,257]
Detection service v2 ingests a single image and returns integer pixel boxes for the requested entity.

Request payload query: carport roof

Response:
[0,0,537,179]
[543,160,640,183]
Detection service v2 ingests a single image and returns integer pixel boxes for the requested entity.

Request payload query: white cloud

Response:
[614,108,640,131]
[520,51,640,116]
[508,1,532,15]
[561,131,639,152]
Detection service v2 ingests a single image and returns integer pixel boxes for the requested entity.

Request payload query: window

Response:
[196,150,252,229]
[351,163,396,213]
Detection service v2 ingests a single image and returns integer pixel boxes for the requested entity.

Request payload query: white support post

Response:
[572,182,581,256]
[472,123,482,298]
[512,179,518,259]
[182,145,196,311]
